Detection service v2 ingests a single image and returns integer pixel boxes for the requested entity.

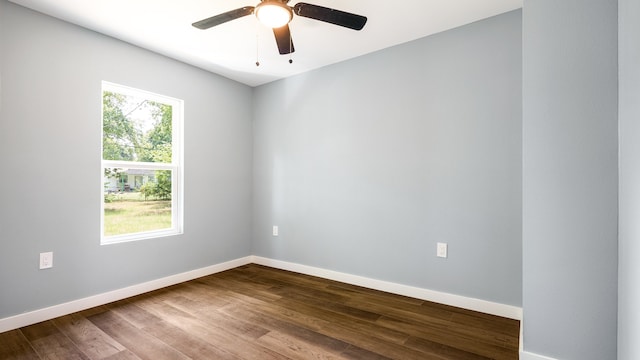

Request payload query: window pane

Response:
[102,91,172,163]
[101,81,182,244]
[103,168,173,237]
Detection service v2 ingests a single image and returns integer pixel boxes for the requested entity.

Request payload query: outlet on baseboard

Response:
[39,252,53,269]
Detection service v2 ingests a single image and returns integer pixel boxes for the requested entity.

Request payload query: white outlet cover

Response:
[272,225,279,236]
[39,252,53,269]
[437,243,448,258]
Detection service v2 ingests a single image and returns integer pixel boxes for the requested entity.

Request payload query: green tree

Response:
[139,102,172,163]
[137,102,173,201]
[139,170,171,200]
[102,91,142,161]
[155,170,172,200]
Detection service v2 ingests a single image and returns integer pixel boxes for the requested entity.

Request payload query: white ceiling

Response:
[9,0,522,87]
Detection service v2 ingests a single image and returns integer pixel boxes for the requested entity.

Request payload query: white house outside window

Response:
[101,81,183,244]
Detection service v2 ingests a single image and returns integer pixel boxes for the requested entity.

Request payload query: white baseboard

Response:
[0,255,523,334]
[250,256,523,320]
[0,256,253,333]
[519,351,558,360]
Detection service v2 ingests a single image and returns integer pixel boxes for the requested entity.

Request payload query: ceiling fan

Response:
[192,1,367,56]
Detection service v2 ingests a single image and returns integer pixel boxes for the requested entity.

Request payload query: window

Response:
[101,82,183,244]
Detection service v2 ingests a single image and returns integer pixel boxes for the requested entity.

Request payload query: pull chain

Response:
[289,29,293,64]
[255,23,260,66]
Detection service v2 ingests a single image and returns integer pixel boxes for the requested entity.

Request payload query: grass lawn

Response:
[104,192,171,236]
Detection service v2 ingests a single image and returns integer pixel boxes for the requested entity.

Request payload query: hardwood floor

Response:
[0,264,520,359]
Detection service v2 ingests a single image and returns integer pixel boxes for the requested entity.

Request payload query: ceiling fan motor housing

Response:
[255,0,293,28]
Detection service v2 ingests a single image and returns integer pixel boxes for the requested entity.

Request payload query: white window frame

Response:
[100,81,184,245]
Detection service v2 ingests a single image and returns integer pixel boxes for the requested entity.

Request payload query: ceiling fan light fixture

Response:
[255,1,292,28]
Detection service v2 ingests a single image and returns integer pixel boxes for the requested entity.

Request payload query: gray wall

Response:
[522,0,618,359]
[0,1,253,318]
[619,0,640,358]
[253,11,522,306]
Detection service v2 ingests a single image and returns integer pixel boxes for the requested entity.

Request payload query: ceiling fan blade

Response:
[273,25,295,55]
[293,2,367,30]
[192,6,255,29]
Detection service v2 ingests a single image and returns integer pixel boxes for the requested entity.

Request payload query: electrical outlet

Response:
[436,243,447,258]
[272,225,279,236]
[39,252,53,269]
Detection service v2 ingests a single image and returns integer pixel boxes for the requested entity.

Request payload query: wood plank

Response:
[378,316,517,359]
[140,318,242,360]
[87,311,190,360]
[403,336,496,360]
[132,297,290,360]
[52,310,125,360]
[0,329,40,360]
[269,285,383,322]
[102,350,143,360]
[256,330,350,360]
[222,296,424,359]
[219,303,352,353]
[108,300,241,360]
[269,294,410,344]
[315,320,432,360]
[339,345,394,360]
[219,303,398,360]
[104,301,164,330]
[21,321,90,360]
[340,295,518,351]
